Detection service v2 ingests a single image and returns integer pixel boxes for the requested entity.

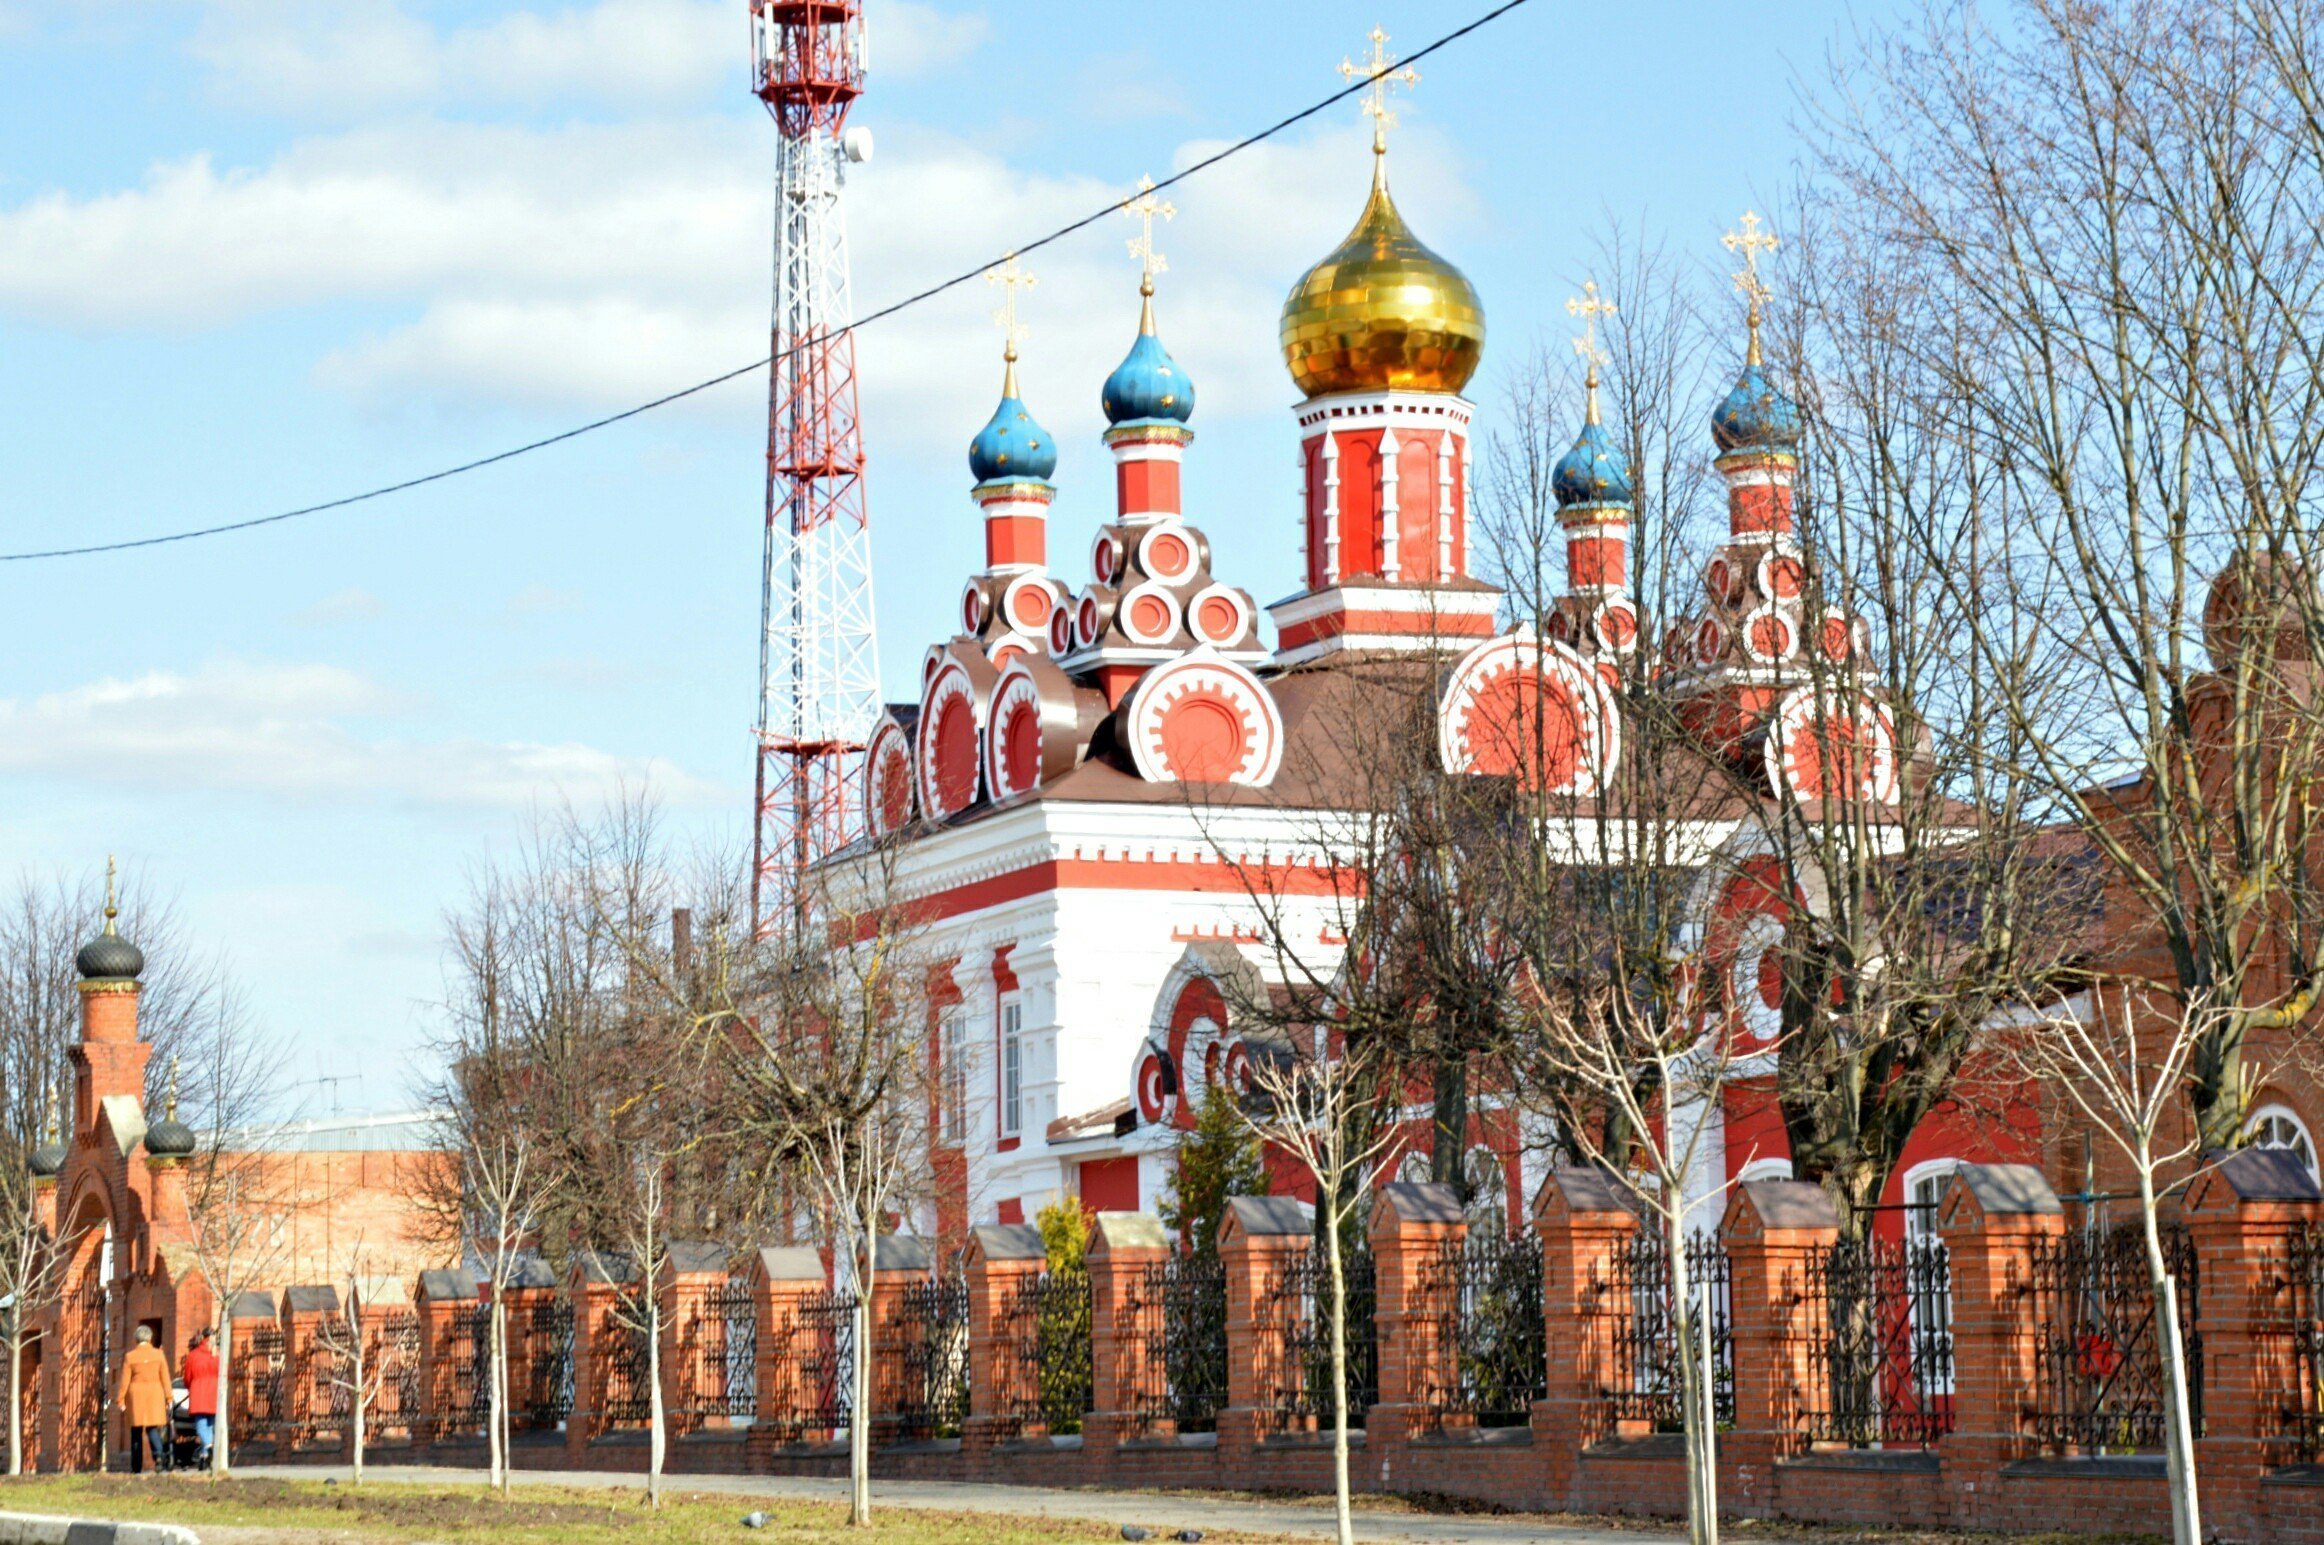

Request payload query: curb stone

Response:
[0,1513,200,1545]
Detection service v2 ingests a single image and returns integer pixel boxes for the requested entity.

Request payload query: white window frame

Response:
[1900,1157,1962,1397]
[939,1006,968,1144]
[2246,1103,2319,1181]
[999,996,1024,1140]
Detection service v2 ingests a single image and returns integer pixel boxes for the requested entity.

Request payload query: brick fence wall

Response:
[98,1159,2324,1543]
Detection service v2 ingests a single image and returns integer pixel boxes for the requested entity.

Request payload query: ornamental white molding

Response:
[1122,647,1285,788]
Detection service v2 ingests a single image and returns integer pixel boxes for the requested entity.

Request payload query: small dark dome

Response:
[143,1117,196,1159]
[28,1139,66,1179]
[76,929,143,982]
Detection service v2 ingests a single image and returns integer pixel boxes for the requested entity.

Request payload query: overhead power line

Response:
[2,0,1536,564]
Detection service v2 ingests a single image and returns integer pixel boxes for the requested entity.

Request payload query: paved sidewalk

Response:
[240,1464,1711,1545]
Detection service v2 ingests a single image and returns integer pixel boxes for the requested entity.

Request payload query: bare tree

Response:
[692,841,934,1528]
[314,1248,387,1486]
[1526,971,1773,1545]
[1232,1035,1400,1545]
[1810,0,2324,1163]
[1,1101,64,1476]
[2006,984,2230,1545]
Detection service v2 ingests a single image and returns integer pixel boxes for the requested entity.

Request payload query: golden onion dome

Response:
[1280,158,1485,399]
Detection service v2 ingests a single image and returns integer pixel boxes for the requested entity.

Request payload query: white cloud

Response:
[0,86,1482,452]
[188,0,985,118]
[0,658,729,810]
[292,586,386,625]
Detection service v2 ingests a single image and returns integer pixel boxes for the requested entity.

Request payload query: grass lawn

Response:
[0,1476,1207,1545]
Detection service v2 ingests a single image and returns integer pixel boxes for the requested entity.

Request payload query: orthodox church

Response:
[859,48,1955,1244]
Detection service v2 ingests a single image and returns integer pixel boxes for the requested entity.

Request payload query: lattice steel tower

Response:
[751,0,880,929]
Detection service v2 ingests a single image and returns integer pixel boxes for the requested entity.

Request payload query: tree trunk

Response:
[215,1319,234,1477]
[647,1297,665,1510]
[1666,1206,1718,1545]
[2140,1171,2201,1545]
[1431,1058,1469,1198]
[487,1294,506,1492]
[1324,1201,1354,1545]
[350,1336,365,1486]
[7,1335,21,1477]
[849,1232,873,1527]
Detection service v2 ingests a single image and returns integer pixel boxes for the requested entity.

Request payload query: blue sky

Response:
[0,0,1904,1113]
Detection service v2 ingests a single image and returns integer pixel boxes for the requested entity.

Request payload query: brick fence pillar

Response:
[1534,1167,1640,1506]
[1367,1181,1464,1465]
[279,1286,338,1452]
[341,1284,403,1455]
[565,1255,633,1460]
[412,1270,471,1446]
[1218,1195,1315,1461]
[963,1222,1047,1459]
[1934,1163,2063,1531]
[2187,1148,2322,1542]
[657,1247,724,1441]
[866,1235,934,1447]
[1086,1211,1169,1462]
[746,1245,830,1461]
[1720,1179,1838,1513]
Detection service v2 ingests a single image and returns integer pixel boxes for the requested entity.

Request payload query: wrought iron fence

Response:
[233,1322,286,1445]
[373,1310,422,1435]
[766,1288,856,1444]
[996,1265,1091,1436]
[1122,1251,1229,1435]
[1259,1243,1378,1435]
[1417,1230,1545,1429]
[2024,1223,2203,1452]
[2277,1226,2323,1461]
[435,1301,492,1434]
[674,1277,758,1426]
[523,1299,576,1428]
[598,1317,653,1426]
[1591,1229,1734,1430]
[1789,1234,1955,1447]
[886,1272,970,1441]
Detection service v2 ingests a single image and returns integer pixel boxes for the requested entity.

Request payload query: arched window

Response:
[1462,1146,1509,1232]
[2246,1104,2319,1181]
[1902,1158,1963,1249]
[1396,1150,1431,1187]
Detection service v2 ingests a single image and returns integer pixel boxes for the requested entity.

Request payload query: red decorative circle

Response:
[1157,687,1252,782]
[1077,596,1102,643]
[1594,600,1639,652]
[1049,607,1076,654]
[930,695,977,812]
[1760,553,1806,601]
[1135,1052,1176,1124]
[1746,611,1794,661]
[1132,594,1173,637]
[961,582,988,633]
[1224,1042,1253,1092]
[1140,525,1194,581]
[1092,533,1123,585]
[1459,667,1582,788]
[1000,698,1041,793]
[1820,612,1852,662]
[1695,617,1725,665]
[1706,555,1739,604]
[1007,581,1050,633]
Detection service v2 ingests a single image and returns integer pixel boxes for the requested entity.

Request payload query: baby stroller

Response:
[167,1381,203,1471]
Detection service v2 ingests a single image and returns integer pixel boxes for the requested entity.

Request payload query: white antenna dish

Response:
[843,125,875,164]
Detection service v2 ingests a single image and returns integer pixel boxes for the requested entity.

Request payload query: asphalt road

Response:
[239,1464,1715,1545]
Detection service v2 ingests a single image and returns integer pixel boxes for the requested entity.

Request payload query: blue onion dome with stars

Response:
[1102,290,1196,429]
[1554,415,1631,509]
[1711,358,1803,453]
[968,349,1056,485]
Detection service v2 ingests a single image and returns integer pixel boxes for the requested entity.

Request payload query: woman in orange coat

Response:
[117,1324,171,1473]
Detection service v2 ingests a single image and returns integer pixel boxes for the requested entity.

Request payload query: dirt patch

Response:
[66,1477,630,1533]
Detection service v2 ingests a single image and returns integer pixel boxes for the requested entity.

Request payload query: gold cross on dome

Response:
[1122,175,1174,296]
[1567,280,1615,375]
[986,252,1036,363]
[1723,210,1779,318]
[1340,26,1418,155]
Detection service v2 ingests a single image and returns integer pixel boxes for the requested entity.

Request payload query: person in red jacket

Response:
[182,1328,219,1469]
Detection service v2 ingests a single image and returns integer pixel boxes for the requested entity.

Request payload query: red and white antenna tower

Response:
[750,0,881,931]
